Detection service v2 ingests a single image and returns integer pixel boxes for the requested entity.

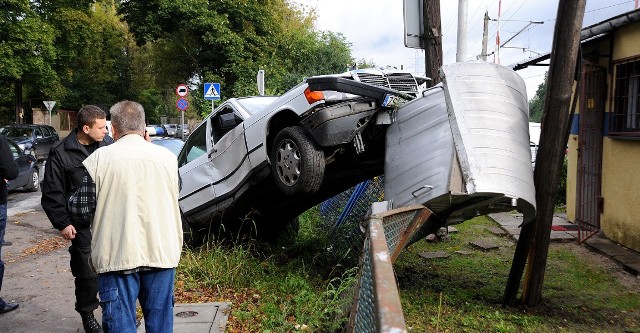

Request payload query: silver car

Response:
[163,123,177,137]
[177,68,426,241]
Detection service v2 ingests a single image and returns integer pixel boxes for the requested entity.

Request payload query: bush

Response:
[555,156,568,208]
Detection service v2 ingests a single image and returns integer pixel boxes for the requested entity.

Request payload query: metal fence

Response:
[318,177,385,265]
[347,204,432,333]
[319,178,433,332]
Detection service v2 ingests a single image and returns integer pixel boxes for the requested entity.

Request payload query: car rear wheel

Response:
[270,126,324,195]
[25,170,39,192]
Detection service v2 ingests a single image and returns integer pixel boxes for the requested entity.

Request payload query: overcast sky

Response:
[291,0,637,99]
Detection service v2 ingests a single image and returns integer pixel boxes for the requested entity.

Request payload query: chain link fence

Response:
[318,176,385,266]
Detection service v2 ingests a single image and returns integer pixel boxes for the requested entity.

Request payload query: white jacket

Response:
[83,134,182,273]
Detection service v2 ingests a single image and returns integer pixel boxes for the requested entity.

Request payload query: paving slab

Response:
[419,251,451,260]
[586,240,632,257]
[469,239,499,251]
[550,231,576,242]
[485,226,507,236]
[488,212,640,277]
[138,302,231,333]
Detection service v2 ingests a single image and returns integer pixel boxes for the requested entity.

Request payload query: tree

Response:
[48,1,133,110]
[529,72,548,122]
[0,0,59,123]
[118,0,355,117]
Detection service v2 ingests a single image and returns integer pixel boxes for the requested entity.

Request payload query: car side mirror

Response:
[219,113,238,130]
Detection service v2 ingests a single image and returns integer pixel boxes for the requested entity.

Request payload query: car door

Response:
[5,140,31,190]
[32,126,50,159]
[208,105,250,200]
[177,120,216,215]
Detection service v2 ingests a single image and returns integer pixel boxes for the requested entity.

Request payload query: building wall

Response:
[599,24,640,252]
[601,138,640,252]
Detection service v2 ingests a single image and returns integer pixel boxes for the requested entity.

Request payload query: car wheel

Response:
[25,170,39,192]
[270,126,325,195]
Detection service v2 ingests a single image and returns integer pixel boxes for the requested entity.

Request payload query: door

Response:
[209,106,250,200]
[576,64,606,243]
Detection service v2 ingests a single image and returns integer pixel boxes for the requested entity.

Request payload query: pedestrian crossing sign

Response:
[204,83,221,100]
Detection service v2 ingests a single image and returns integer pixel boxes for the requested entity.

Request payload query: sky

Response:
[291,0,638,99]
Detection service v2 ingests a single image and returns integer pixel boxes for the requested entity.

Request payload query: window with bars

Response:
[610,57,640,136]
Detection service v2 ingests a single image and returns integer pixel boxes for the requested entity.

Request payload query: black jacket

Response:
[0,135,19,204]
[41,130,113,231]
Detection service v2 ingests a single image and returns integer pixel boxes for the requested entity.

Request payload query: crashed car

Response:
[178,68,426,241]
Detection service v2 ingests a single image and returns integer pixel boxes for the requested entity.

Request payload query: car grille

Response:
[386,73,419,93]
[355,72,419,93]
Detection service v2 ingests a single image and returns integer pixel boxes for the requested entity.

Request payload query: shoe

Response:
[0,302,19,314]
[81,311,103,333]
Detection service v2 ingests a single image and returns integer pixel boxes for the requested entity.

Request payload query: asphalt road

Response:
[0,167,97,333]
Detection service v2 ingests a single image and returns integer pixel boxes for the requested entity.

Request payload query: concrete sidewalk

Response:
[489,212,640,276]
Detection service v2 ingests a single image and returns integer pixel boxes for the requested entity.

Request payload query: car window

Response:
[211,106,243,143]
[34,128,43,138]
[41,127,51,136]
[6,141,19,159]
[178,123,207,167]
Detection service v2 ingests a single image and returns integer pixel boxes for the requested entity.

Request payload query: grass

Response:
[174,211,640,332]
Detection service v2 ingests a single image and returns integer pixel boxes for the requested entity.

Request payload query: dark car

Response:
[0,124,59,161]
[5,138,40,192]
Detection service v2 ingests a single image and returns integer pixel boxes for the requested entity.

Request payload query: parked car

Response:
[151,137,184,156]
[5,138,40,192]
[163,124,177,137]
[145,125,157,136]
[176,125,190,138]
[105,120,113,138]
[152,125,166,137]
[0,124,59,161]
[178,68,427,242]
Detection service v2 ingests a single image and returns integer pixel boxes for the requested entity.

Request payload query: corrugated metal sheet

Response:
[385,61,536,225]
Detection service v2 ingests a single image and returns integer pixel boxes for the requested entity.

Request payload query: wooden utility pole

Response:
[423,0,443,86]
[503,0,586,306]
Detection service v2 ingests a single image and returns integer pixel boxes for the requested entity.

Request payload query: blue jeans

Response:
[0,203,7,293]
[98,268,175,333]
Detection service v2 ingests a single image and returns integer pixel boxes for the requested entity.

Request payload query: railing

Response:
[348,204,432,333]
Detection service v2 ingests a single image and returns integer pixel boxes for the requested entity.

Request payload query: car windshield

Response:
[236,97,278,115]
[0,127,32,138]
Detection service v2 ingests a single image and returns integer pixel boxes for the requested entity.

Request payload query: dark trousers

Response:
[0,203,6,295]
[70,227,99,313]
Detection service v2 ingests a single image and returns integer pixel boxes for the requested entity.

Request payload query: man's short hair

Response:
[77,105,106,129]
[110,101,145,133]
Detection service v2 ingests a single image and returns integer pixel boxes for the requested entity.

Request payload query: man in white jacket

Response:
[69,100,182,333]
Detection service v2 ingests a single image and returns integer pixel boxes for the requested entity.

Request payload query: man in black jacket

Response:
[0,134,19,314]
[41,105,113,333]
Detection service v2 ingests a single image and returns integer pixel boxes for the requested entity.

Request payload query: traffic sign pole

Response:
[181,110,185,140]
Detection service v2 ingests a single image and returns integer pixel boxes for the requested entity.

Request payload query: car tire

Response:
[270,126,324,195]
[25,170,39,192]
